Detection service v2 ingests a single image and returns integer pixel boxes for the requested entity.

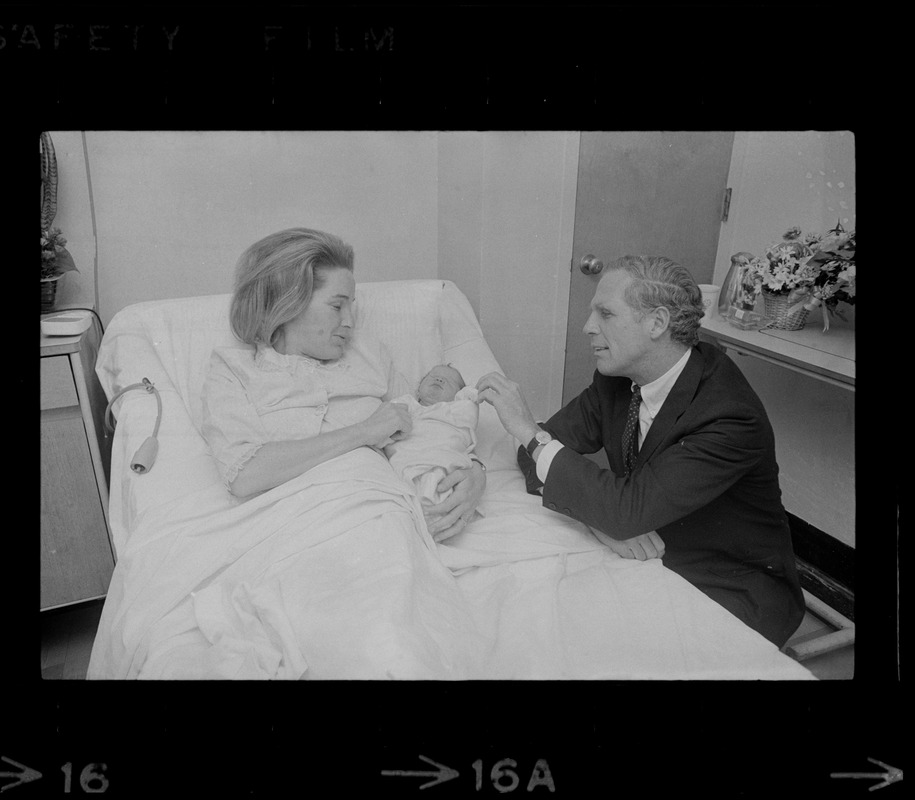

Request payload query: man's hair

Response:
[230,228,354,346]
[610,254,705,346]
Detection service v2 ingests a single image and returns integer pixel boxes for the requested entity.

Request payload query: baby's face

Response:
[417,365,465,405]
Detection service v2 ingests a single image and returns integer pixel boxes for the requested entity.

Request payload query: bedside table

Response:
[40,316,115,610]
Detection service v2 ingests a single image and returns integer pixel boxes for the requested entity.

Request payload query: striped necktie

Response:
[622,384,642,475]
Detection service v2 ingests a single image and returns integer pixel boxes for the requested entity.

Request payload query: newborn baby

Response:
[384,364,480,507]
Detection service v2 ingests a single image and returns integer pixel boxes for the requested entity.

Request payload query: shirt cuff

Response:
[535,439,564,484]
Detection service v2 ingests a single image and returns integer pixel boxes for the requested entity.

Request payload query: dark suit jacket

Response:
[519,342,804,647]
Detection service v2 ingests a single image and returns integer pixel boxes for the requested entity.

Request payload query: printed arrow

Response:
[831,757,903,792]
[0,757,43,794]
[381,754,459,790]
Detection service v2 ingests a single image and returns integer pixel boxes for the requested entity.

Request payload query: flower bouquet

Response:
[797,223,855,331]
[41,227,78,280]
[739,222,855,332]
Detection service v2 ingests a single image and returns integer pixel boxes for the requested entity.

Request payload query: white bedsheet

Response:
[88,281,814,680]
[91,448,488,679]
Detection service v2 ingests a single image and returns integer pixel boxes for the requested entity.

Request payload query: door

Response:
[562,131,734,464]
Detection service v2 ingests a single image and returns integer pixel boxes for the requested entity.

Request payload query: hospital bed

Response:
[87,279,814,679]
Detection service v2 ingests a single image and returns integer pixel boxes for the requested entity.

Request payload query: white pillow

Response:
[96,293,237,431]
[354,279,444,388]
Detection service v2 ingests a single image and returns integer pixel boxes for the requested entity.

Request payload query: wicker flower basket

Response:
[761,290,809,331]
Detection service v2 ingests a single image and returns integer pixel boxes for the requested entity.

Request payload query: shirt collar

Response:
[254,343,347,374]
[634,348,692,418]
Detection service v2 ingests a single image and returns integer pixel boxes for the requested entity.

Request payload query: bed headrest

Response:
[96,279,500,431]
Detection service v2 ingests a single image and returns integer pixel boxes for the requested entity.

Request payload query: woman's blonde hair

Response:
[230,228,354,346]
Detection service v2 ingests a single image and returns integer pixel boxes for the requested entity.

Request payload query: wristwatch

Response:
[526,429,553,457]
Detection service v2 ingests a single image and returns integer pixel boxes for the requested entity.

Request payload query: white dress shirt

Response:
[536,348,693,484]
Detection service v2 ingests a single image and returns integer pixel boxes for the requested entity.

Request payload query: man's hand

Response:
[601,530,666,561]
[423,461,487,541]
[475,372,540,444]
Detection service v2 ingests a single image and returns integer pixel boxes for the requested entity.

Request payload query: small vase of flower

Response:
[721,252,767,330]
[41,227,78,313]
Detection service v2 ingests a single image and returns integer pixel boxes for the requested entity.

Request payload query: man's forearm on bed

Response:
[229,426,373,497]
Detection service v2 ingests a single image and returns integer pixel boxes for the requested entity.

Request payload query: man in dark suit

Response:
[476,255,804,647]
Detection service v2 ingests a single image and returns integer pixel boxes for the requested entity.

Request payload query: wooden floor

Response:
[41,599,854,680]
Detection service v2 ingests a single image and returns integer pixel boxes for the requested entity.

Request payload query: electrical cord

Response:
[104,377,161,474]
[80,131,101,316]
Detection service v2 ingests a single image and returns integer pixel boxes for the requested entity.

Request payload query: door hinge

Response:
[721,187,732,222]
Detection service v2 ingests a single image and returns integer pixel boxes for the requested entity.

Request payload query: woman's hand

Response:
[423,461,486,541]
[357,402,413,448]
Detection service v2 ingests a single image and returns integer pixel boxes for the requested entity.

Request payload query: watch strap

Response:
[526,431,551,457]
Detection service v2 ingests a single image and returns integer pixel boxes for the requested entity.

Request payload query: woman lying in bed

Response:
[190,227,488,678]
[201,227,486,538]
